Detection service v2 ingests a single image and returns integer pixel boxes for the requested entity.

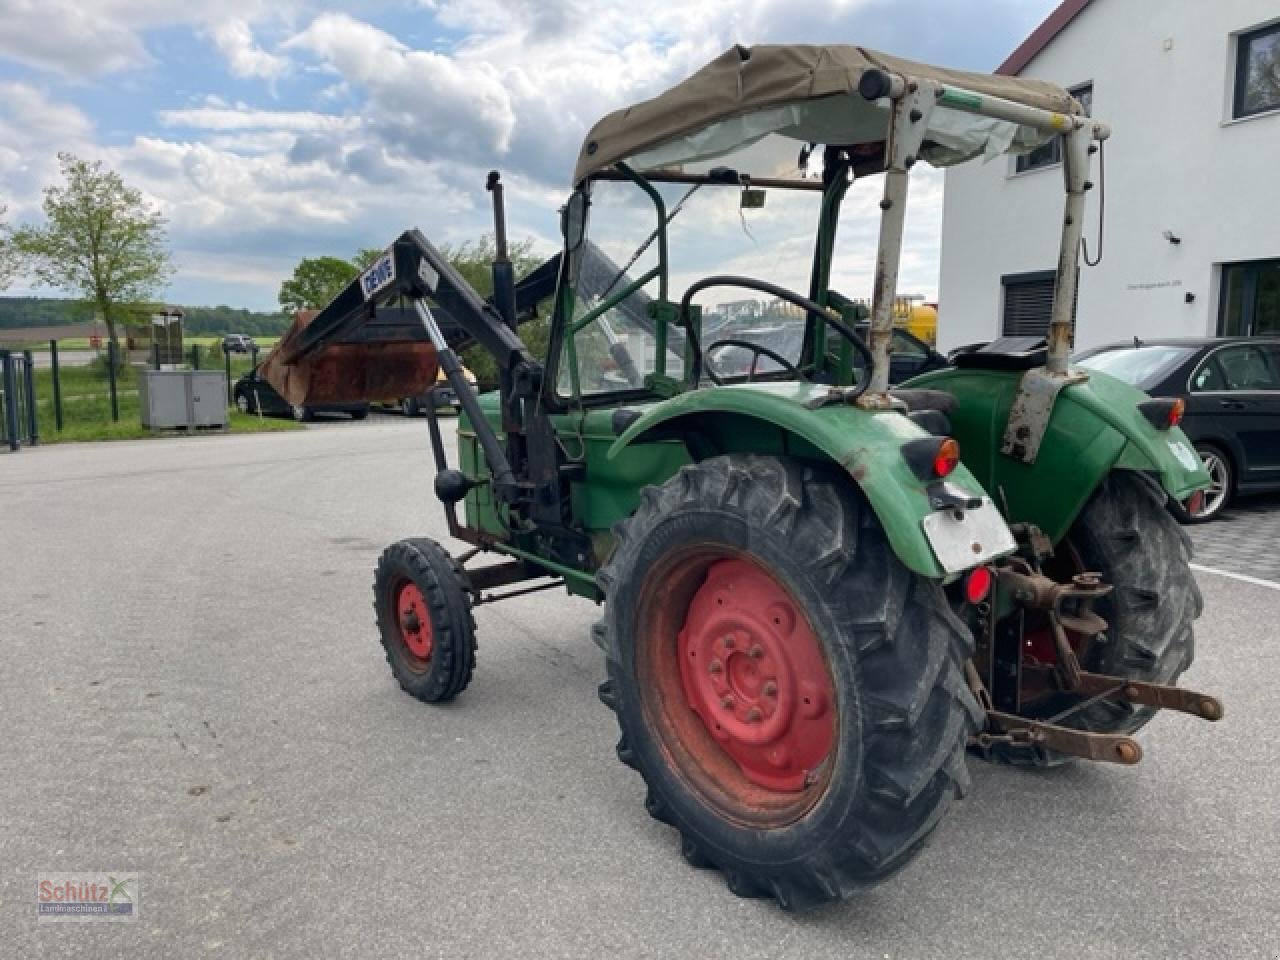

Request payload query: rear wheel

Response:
[596,455,980,909]
[373,538,476,702]
[1189,443,1231,521]
[980,472,1202,766]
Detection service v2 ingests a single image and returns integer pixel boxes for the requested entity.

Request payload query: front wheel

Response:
[596,455,981,910]
[373,538,476,702]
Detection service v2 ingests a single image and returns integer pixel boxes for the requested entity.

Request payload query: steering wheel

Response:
[704,338,803,385]
[681,275,875,398]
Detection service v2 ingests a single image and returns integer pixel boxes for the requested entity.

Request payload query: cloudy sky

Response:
[0,0,1058,310]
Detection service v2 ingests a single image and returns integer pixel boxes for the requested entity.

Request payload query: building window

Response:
[1220,259,1280,336]
[1234,23,1280,118]
[1014,83,1093,173]
[1002,271,1058,337]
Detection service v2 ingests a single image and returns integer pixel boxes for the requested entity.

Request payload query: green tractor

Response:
[267,44,1221,909]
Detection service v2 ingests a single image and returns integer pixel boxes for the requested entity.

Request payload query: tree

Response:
[351,247,384,270]
[11,154,171,351]
[0,203,14,289]
[278,256,359,313]
[440,234,546,389]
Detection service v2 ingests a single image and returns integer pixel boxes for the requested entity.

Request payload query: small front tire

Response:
[373,538,476,703]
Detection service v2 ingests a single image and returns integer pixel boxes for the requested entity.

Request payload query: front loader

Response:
[266,44,1221,909]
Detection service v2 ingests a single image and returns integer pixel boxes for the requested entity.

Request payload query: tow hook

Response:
[967,560,1223,764]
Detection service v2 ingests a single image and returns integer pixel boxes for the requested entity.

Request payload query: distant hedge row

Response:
[0,297,292,336]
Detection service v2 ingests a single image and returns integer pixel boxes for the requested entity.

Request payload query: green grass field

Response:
[26,359,301,444]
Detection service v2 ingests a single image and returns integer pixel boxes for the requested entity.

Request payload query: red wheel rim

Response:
[394,580,434,669]
[638,550,837,826]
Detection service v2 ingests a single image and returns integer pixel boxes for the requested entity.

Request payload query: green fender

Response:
[907,366,1211,545]
[607,382,990,579]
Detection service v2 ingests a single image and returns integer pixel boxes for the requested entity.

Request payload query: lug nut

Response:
[745,707,762,723]
[708,659,723,675]
[722,634,735,649]
[762,681,777,697]
[721,695,735,710]
[748,644,764,660]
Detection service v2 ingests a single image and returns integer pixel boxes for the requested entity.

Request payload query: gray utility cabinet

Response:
[139,370,228,429]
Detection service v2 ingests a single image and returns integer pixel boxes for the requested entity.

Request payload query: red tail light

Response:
[902,436,962,482]
[1138,397,1185,430]
[964,566,993,604]
[933,438,961,478]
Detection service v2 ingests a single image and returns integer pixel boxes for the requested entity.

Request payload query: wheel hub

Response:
[677,559,834,791]
[395,581,434,662]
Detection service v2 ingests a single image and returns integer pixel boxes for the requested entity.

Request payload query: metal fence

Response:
[0,339,265,445]
[0,349,38,451]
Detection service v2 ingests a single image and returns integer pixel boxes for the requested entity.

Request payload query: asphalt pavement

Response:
[1,418,1275,959]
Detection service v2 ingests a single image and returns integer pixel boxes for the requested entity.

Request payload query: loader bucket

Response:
[261,307,439,406]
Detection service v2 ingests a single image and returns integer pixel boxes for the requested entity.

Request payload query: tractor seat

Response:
[891,388,955,437]
[951,336,1048,371]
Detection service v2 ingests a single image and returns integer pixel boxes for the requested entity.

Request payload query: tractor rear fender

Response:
[606,383,1006,580]
[906,366,1211,545]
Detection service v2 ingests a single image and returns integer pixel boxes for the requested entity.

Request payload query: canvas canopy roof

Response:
[573,44,1084,183]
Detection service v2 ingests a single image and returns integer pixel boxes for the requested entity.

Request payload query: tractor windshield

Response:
[560,149,826,398]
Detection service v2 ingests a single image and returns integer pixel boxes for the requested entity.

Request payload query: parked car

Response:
[221,333,256,354]
[857,324,949,384]
[233,365,370,422]
[707,322,947,385]
[389,364,479,416]
[1075,337,1280,521]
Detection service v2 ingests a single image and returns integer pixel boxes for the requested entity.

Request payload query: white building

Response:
[938,0,1280,351]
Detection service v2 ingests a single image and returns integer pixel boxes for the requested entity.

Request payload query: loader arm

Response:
[275,229,534,371]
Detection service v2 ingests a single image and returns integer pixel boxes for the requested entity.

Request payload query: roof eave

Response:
[997,0,1094,76]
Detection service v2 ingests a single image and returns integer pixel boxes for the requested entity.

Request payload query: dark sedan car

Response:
[233,365,370,422]
[1075,337,1280,521]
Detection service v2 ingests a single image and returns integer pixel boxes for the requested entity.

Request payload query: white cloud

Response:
[0,0,294,78]
[287,14,518,163]
[209,18,289,83]
[0,0,148,76]
[158,103,358,134]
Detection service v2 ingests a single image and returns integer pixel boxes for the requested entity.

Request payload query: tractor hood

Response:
[574,44,1084,184]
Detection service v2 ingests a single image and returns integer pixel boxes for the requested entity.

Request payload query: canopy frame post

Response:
[859,77,935,408]
[1046,125,1094,375]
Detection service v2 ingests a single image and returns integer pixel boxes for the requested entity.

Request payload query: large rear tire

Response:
[595,455,981,910]
[980,472,1202,766]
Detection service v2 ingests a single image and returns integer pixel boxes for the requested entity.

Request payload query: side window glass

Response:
[1217,346,1279,391]
[891,330,928,360]
[1190,358,1225,392]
